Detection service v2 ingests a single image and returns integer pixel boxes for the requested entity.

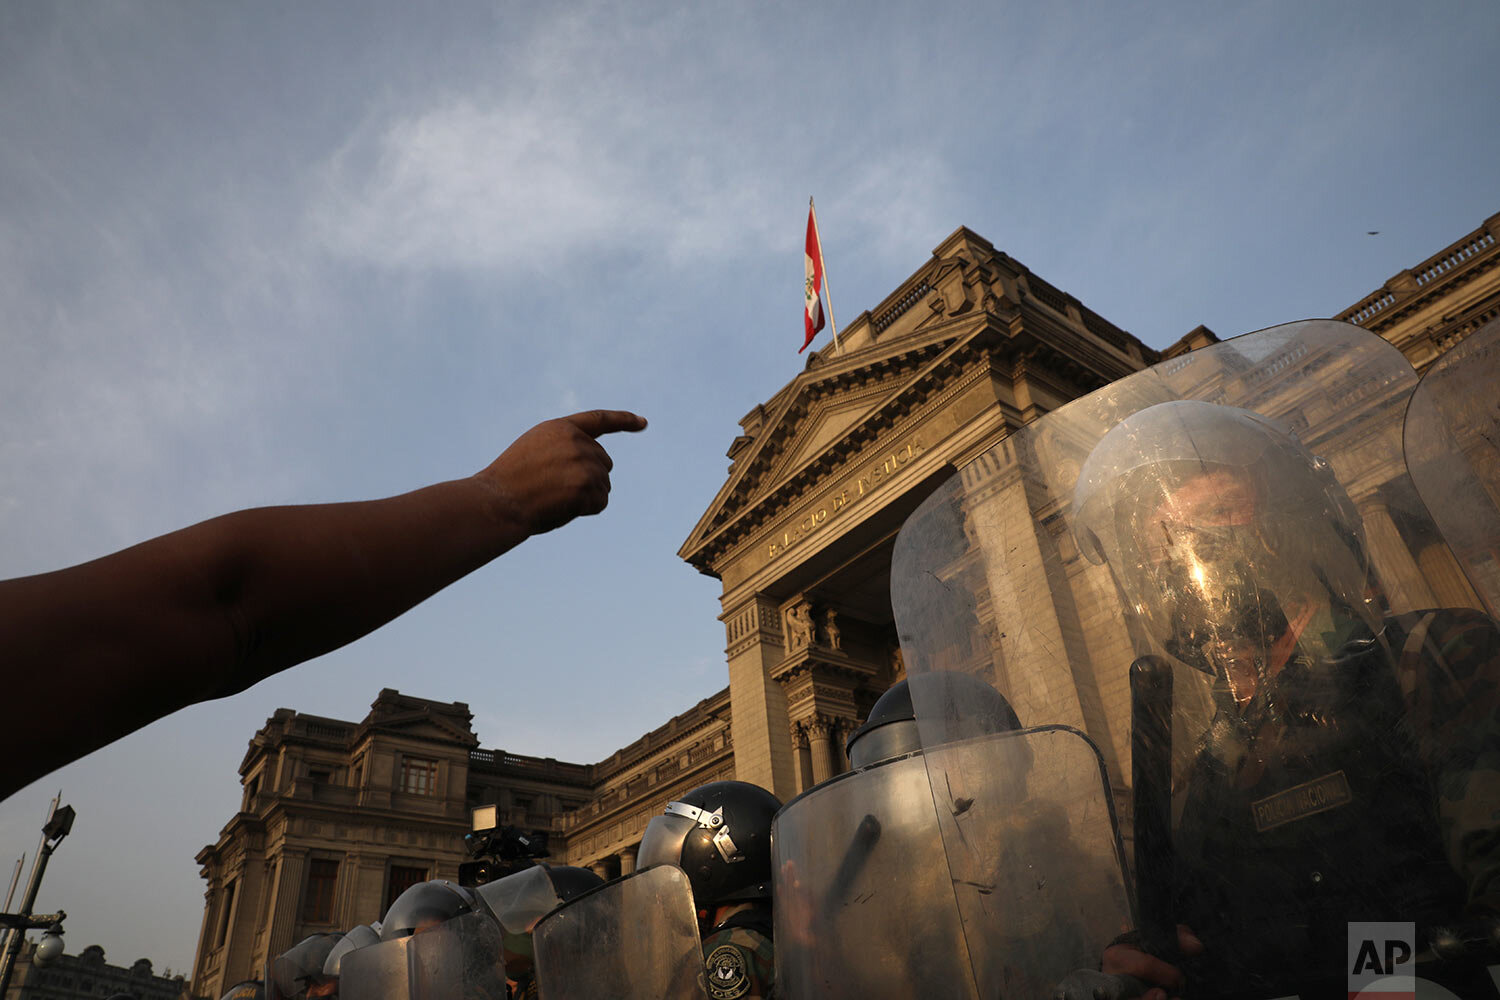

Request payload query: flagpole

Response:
[810,197,840,355]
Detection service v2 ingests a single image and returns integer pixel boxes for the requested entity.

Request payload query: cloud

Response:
[312,88,957,282]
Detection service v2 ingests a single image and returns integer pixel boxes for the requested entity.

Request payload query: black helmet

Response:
[636,780,781,910]
[220,983,265,1000]
[378,880,478,941]
[543,863,605,905]
[845,673,1023,770]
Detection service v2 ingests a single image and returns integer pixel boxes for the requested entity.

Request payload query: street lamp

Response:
[0,798,76,995]
[32,924,65,967]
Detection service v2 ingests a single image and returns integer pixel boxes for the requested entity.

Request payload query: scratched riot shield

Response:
[267,932,342,1000]
[773,722,1131,998]
[337,912,506,1000]
[531,864,709,1000]
[1405,316,1500,619]
[894,320,1500,998]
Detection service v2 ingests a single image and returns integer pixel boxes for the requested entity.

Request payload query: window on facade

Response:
[215,880,237,948]
[308,768,331,784]
[386,865,428,911]
[301,859,339,924]
[399,757,438,796]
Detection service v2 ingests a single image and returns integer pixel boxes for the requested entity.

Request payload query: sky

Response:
[1,0,1498,978]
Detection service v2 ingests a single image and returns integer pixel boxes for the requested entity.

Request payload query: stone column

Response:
[1364,503,1438,611]
[721,594,797,800]
[589,860,609,880]
[808,718,836,786]
[962,441,1090,732]
[1417,542,1484,610]
[791,724,814,795]
[831,720,850,777]
[265,849,307,960]
[189,886,217,999]
[619,846,637,876]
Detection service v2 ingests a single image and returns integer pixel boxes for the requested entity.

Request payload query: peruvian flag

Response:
[801,203,825,353]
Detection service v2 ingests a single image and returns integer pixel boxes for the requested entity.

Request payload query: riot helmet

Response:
[474,862,603,934]
[219,983,264,1000]
[636,780,781,914]
[378,880,479,941]
[268,933,342,1000]
[544,864,605,902]
[845,672,1024,769]
[320,924,380,979]
[472,862,603,979]
[1073,400,1371,704]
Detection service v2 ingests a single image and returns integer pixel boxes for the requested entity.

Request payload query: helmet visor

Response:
[322,924,380,978]
[473,865,564,933]
[270,934,340,997]
[636,813,695,873]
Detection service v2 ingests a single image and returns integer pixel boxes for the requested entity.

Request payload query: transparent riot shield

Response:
[338,912,506,1000]
[773,726,1131,999]
[1405,316,1500,619]
[267,932,342,1000]
[893,319,1500,999]
[532,864,709,1000]
[473,864,562,934]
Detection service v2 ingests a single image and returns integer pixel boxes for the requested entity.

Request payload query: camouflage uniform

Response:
[701,906,775,1000]
[1165,607,1500,996]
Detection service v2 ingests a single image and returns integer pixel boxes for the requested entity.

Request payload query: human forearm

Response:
[0,409,645,800]
[203,474,525,692]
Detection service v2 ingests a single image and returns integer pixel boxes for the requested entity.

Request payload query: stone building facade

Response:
[677,213,1500,802]
[5,942,185,1000]
[679,225,1185,801]
[191,212,1500,997]
[1337,211,1500,372]
[189,689,728,999]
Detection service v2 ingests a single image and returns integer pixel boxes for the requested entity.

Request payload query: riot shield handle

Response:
[1130,655,1176,959]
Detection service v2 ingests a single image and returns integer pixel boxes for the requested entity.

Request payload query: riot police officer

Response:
[473,863,603,999]
[844,673,1023,770]
[340,879,508,999]
[1068,398,1500,998]
[638,780,782,1000]
[268,932,342,1000]
[315,923,380,999]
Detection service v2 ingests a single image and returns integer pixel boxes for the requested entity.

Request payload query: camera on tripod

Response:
[459,804,551,886]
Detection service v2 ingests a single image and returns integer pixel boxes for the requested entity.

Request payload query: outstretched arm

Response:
[0,409,646,800]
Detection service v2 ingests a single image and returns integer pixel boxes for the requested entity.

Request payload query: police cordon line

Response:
[240,318,1500,1000]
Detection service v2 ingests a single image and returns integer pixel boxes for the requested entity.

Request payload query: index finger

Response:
[564,409,648,437]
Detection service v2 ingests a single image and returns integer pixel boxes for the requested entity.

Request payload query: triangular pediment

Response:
[680,319,972,570]
[774,395,880,477]
[757,378,897,494]
[362,709,477,747]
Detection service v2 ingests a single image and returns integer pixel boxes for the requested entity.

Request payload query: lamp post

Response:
[0,799,76,997]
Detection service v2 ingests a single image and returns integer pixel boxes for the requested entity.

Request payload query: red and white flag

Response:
[801,203,825,353]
